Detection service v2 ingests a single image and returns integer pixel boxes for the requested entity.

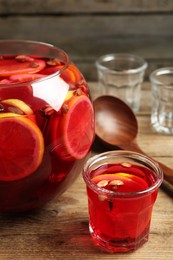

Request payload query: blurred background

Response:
[0,0,172,81]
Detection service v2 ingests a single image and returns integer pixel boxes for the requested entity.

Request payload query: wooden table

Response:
[0,82,172,260]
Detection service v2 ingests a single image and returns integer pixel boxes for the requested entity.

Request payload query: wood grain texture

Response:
[0,0,173,13]
[0,82,172,260]
[0,14,172,80]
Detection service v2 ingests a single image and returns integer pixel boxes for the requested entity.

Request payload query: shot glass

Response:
[83,151,163,253]
[150,67,173,134]
[95,53,147,112]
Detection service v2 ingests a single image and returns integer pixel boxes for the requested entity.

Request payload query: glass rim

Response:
[0,39,70,87]
[95,53,148,75]
[150,67,173,87]
[82,151,163,198]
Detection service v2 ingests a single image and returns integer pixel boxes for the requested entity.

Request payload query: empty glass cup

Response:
[150,67,173,134]
[96,53,148,112]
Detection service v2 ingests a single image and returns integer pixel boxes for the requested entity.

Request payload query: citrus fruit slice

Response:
[41,63,82,84]
[0,112,21,120]
[0,116,44,181]
[0,112,22,118]
[91,173,149,192]
[0,98,36,122]
[1,99,33,115]
[51,95,94,160]
[60,64,82,84]
[0,59,46,77]
[9,73,45,83]
[64,90,75,101]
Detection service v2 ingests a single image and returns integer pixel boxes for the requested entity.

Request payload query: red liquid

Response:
[0,54,94,212]
[87,163,158,252]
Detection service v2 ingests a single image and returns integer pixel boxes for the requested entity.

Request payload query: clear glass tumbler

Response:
[83,150,163,252]
[96,53,147,112]
[150,67,173,134]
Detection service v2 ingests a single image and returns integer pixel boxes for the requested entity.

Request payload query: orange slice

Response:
[9,73,45,83]
[91,173,149,192]
[0,59,46,77]
[0,98,36,122]
[64,90,75,101]
[1,98,33,115]
[51,95,94,160]
[0,116,44,181]
[60,63,82,84]
[41,63,82,84]
[0,112,23,118]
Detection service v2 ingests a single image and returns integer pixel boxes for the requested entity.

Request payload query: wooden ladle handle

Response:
[119,142,173,186]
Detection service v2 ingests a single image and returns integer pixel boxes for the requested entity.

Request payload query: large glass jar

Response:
[0,40,94,212]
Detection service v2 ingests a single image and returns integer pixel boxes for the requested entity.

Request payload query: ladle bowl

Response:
[94,95,173,186]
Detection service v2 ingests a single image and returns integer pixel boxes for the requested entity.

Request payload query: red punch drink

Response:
[0,40,94,212]
[83,151,163,252]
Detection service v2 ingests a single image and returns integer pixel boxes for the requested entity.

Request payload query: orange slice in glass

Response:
[0,59,46,77]
[9,73,45,83]
[0,116,44,181]
[1,98,36,122]
[60,63,82,84]
[91,173,149,192]
[41,63,82,84]
[51,95,94,160]
[1,98,33,115]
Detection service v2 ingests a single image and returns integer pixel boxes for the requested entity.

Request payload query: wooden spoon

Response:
[94,95,173,185]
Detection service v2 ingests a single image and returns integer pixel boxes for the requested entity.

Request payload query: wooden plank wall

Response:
[0,0,173,80]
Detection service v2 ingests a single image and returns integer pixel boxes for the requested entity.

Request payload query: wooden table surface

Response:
[0,82,173,260]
